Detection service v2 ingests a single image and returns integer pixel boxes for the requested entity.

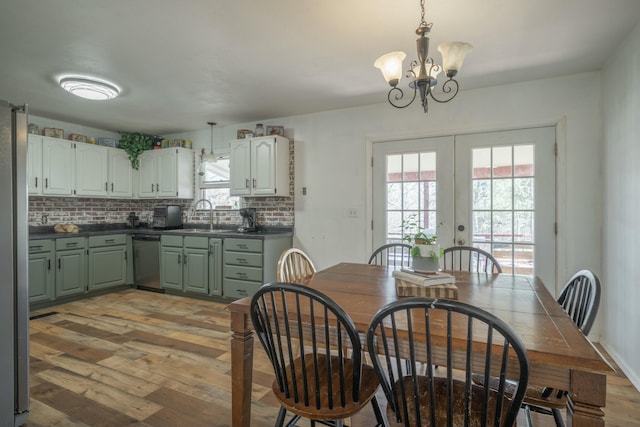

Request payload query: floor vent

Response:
[29,311,58,320]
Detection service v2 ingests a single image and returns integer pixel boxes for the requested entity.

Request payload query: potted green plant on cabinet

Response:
[403,217,444,272]
[118,132,154,170]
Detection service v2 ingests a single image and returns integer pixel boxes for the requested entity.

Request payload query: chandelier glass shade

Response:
[374,0,472,114]
[59,76,120,100]
[199,121,218,176]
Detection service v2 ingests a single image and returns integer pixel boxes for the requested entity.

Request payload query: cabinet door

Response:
[138,151,156,198]
[229,139,252,195]
[209,238,223,296]
[183,247,209,294]
[75,143,109,197]
[55,249,86,297]
[156,149,178,197]
[88,246,127,291]
[27,136,42,195]
[108,148,133,197]
[28,252,54,303]
[161,246,183,289]
[252,137,278,195]
[42,137,74,196]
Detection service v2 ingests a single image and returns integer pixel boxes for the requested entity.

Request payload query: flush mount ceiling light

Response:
[59,76,120,100]
[374,0,472,114]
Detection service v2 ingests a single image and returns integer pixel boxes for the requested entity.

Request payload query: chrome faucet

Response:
[193,199,214,230]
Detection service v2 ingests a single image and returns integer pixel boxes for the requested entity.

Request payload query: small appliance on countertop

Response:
[238,207,257,232]
[127,212,140,228]
[152,205,183,229]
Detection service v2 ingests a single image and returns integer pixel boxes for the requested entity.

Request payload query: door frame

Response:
[365,117,567,295]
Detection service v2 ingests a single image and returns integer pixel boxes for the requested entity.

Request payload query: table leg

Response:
[567,370,607,427]
[231,310,254,427]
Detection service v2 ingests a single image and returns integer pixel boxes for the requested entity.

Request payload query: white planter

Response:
[412,244,440,272]
[414,244,440,259]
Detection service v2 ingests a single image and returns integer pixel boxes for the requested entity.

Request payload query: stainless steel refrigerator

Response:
[0,100,30,426]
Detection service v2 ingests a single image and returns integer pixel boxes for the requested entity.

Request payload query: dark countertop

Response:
[29,223,293,240]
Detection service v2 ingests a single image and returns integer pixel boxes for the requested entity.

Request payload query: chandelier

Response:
[374,0,472,114]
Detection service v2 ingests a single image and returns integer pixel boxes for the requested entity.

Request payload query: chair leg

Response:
[371,395,385,426]
[552,408,566,427]
[276,407,287,427]
[524,404,534,427]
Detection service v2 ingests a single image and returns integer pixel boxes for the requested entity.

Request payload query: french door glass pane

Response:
[471,144,535,275]
[385,151,437,243]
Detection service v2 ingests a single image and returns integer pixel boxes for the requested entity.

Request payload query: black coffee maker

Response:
[238,208,257,232]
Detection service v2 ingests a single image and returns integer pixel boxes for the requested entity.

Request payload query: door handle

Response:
[245,178,250,189]
[178,254,181,264]
[45,178,48,189]
[57,258,61,269]
[35,177,38,188]
[457,239,466,245]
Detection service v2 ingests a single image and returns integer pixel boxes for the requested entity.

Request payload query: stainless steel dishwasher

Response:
[132,234,162,291]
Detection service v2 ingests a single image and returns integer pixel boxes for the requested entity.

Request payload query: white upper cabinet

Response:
[75,143,109,197]
[28,135,193,200]
[229,135,289,197]
[137,148,194,199]
[41,136,74,196]
[27,135,43,195]
[108,148,133,198]
[29,135,134,198]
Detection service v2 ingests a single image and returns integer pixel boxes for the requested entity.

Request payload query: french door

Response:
[372,127,556,289]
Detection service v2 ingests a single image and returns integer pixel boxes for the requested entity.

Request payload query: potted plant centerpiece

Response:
[403,218,444,272]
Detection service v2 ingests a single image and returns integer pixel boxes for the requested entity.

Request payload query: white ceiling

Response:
[1,0,639,135]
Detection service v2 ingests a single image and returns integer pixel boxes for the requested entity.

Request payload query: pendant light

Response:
[374,0,472,114]
[198,121,217,176]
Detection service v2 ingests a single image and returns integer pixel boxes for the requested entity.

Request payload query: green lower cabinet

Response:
[55,248,86,297]
[88,246,127,291]
[209,238,223,296]
[55,237,88,298]
[183,247,209,294]
[28,240,55,303]
[161,245,184,290]
[222,237,292,299]
[161,235,211,293]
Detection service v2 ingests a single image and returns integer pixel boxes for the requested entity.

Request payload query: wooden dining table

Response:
[227,263,613,427]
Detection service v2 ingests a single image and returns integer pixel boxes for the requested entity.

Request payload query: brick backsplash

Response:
[29,196,294,228]
[28,140,296,228]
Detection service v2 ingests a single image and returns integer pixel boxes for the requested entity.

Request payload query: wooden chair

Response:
[474,270,602,427]
[277,248,316,282]
[442,245,503,273]
[368,243,413,268]
[366,297,529,427]
[250,282,384,427]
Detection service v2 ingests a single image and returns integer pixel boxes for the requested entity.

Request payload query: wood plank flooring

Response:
[27,289,640,427]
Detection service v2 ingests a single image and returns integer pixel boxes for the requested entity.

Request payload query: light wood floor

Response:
[27,289,640,427]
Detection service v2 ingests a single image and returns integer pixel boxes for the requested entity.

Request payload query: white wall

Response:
[601,21,640,389]
[223,72,603,298]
